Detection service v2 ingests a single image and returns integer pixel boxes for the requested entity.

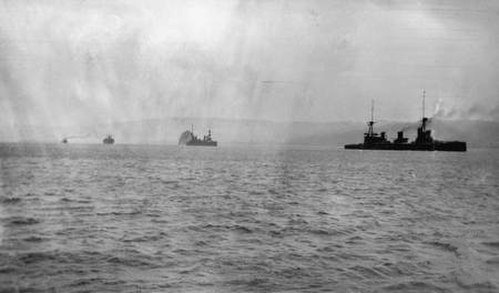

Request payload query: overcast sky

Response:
[1,0,499,130]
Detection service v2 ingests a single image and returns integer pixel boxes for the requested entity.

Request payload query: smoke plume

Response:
[432,100,499,121]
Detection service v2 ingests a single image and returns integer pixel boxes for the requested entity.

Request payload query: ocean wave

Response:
[22,236,44,242]
[485,256,499,266]
[231,225,254,234]
[106,255,157,268]
[19,252,57,265]
[0,197,21,204]
[6,217,40,226]
[456,278,499,291]
[378,281,447,292]
[69,277,103,288]
[427,241,460,256]
[121,234,164,243]
[348,265,388,280]
[0,266,17,274]
[481,241,499,249]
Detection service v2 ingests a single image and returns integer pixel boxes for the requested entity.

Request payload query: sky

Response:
[1,0,499,133]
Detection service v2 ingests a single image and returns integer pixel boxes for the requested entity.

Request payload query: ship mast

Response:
[367,99,375,137]
[421,89,427,131]
[422,89,426,120]
[371,99,374,122]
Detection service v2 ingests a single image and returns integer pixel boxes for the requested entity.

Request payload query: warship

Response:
[103,135,115,145]
[344,91,467,152]
[179,126,217,147]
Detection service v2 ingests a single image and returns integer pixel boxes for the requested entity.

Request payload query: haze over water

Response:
[2,0,499,138]
[1,143,498,292]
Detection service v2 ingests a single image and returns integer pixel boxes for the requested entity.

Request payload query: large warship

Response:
[344,91,466,152]
[179,126,217,147]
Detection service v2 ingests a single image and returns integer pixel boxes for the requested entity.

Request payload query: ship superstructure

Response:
[103,135,115,145]
[179,126,217,147]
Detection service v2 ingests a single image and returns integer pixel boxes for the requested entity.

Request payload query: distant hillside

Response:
[1,118,498,148]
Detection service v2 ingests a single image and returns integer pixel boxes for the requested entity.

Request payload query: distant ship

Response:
[103,135,115,145]
[179,126,217,147]
[344,91,466,152]
[61,138,68,144]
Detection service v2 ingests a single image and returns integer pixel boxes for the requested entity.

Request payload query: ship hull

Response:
[344,141,466,152]
[186,141,217,147]
[434,141,467,152]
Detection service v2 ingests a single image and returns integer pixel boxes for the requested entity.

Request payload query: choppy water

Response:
[0,143,498,292]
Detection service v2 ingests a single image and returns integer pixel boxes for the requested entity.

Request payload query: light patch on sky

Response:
[1,0,499,135]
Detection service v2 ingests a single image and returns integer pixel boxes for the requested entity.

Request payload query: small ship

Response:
[344,91,466,152]
[61,137,68,144]
[179,126,217,147]
[103,135,115,145]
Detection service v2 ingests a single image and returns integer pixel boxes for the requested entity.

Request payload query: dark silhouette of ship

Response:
[103,135,115,145]
[344,91,466,152]
[179,126,217,147]
[61,137,68,144]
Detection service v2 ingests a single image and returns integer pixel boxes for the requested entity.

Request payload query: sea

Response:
[0,143,498,293]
